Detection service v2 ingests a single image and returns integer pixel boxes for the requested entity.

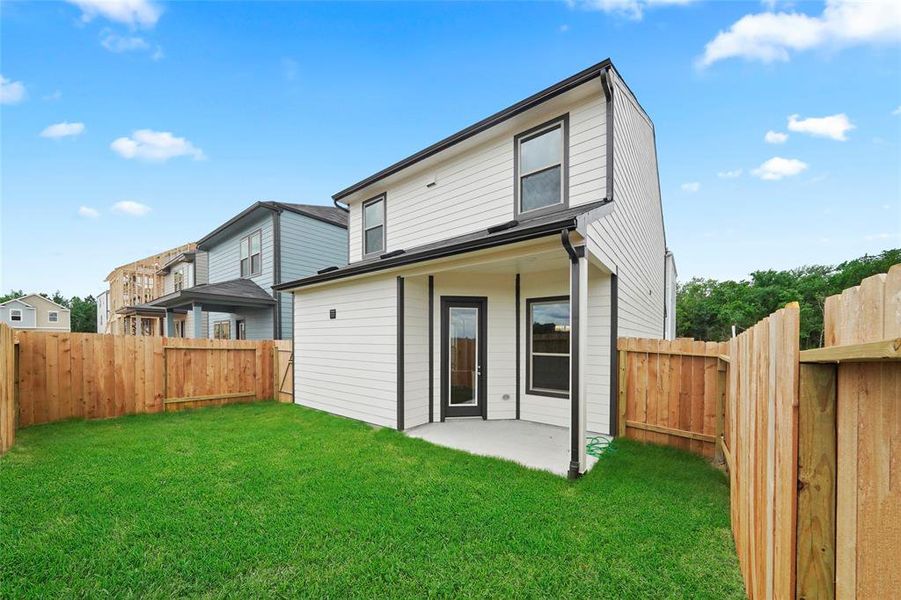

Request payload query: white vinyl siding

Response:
[586,267,612,434]
[294,276,398,428]
[346,88,606,263]
[431,271,517,421]
[584,71,666,340]
[519,269,569,427]
[403,275,429,428]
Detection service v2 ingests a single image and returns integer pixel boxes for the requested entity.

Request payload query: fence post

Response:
[617,348,627,438]
[796,363,837,600]
[273,343,279,402]
[714,358,727,466]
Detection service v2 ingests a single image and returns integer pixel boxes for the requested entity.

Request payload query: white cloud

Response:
[698,0,901,68]
[864,232,895,241]
[752,156,809,180]
[110,129,205,162]
[0,75,26,105]
[43,90,62,101]
[100,30,150,52]
[568,0,696,20]
[559,24,570,33]
[40,121,86,139]
[892,105,901,116]
[765,130,788,144]
[681,181,701,192]
[111,200,151,216]
[718,168,743,178]
[78,206,100,219]
[787,113,854,141]
[67,0,162,28]
[151,46,164,61]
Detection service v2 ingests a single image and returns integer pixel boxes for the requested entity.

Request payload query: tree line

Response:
[0,291,97,333]
[676,248,900,349]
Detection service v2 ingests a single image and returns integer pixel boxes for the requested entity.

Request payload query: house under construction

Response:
[96,243,196,335]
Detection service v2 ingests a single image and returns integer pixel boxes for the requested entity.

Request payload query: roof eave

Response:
[332,58,613,202]
[273,215,584,292]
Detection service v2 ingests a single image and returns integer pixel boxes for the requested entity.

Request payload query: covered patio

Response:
[405,419,609,477]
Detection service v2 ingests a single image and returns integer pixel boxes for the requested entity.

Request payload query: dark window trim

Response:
[513,114,569,220]
[440,296,488,421]
[239,228,263,278]
[362,193,387,258]
[525,295,570,399]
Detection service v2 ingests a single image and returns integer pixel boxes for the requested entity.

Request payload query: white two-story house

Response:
[275,59,677,478]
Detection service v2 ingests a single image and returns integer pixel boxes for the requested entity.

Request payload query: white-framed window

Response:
[48,311,59,323]
[173,271,184,292]
[240,230,262,278]
[526,296,570,397]
[10,309,22,322]
[515,117,567,215]
[213,320,231,340]
[362,195,386,256]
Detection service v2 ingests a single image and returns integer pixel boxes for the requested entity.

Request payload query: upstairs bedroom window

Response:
[240,230,262,278]
[10,309,22,322]
[527,297,570,397]
[174,271,184,292]
[515,116,568,215]
[363,195,386,256]
[48,311,59,322]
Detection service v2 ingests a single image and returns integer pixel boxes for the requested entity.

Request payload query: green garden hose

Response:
[586,436,614,458]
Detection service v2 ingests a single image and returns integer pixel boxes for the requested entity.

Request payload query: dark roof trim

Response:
[197,201,347,249]
[274,211,590,292]
[333,58,613,201]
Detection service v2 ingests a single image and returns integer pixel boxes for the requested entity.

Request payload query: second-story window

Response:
[516,118,566,215]
[240,230,262,278]
[363,195,386,256]
[174,271,184,292]
[48,311,59,323]
[10,309,22,322]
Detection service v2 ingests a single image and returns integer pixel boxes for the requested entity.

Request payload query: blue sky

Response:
[1,0,899,297]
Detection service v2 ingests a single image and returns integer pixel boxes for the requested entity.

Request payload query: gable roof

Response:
[274,198,611,292]
[197,201,347,249]
[2,294,70,311]
[0,297,34,309]
[332,58,615,202]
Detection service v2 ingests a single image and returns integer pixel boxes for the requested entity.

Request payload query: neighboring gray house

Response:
[0,294,71,332]
[148,202,347,340]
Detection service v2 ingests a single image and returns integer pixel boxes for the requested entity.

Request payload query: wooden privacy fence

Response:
[617,338,728,458]
[13,332,280,429]
[619,264,900,600]
[0,324,15,454]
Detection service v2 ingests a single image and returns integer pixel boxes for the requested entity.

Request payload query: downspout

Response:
[561,227,582,480]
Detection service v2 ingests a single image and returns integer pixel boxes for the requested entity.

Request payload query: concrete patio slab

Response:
[405,419,609,477]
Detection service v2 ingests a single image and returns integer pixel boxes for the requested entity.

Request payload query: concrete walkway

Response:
[405,419,607,477]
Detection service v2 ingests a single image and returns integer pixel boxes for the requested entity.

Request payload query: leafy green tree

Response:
[69,296,97,333]
[0,290,24,304]
[677,248,901,349]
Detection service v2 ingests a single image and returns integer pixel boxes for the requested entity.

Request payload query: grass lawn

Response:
[1,402,744,598]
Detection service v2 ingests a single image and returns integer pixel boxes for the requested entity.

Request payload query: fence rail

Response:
[13,331,278,428]
[617,338,728,458]
[619,264,900,600]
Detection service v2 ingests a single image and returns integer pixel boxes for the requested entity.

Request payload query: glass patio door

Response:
[441,297,487,419]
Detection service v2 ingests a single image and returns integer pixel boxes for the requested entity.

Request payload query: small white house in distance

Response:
[275,59,677,478]
[0,294,71,332]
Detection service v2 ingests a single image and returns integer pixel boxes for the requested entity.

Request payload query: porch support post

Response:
[568,245,588,479]
[396,276,405,431]
[165,310,176,337]
[192,303,203,339]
